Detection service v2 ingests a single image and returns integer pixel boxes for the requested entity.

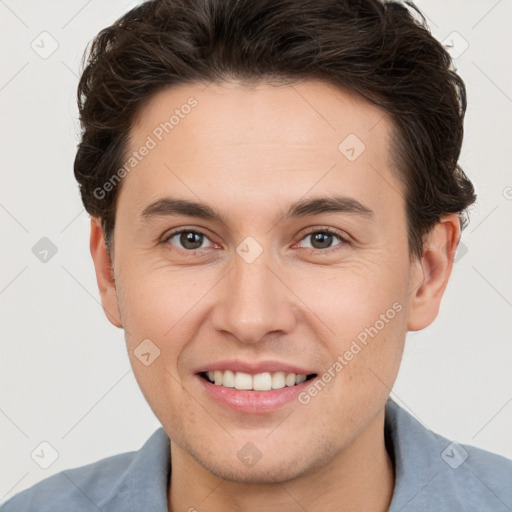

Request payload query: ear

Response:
[407,213,461,331]
[89,216,123,328]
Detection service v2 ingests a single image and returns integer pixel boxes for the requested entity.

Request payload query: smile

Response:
[200,370,316,391]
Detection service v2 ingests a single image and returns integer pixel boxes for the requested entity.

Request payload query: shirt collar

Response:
[97,426,170,511]
[385,397,510,511]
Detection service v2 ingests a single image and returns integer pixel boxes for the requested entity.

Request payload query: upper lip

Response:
[195,359,316,375]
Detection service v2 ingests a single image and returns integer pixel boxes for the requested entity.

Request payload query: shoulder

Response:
[386,398,512,512]
[1,428,170,512]
[1,452,135,512]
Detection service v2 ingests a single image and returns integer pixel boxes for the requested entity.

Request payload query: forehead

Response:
[118,79,401,223]
[131,78,391,156]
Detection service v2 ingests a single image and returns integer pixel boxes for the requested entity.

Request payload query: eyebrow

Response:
[139,195,374,225]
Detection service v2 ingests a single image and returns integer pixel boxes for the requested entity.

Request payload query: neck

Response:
[168,407,394,512]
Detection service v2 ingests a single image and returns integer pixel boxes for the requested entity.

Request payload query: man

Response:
[3,0,511,510]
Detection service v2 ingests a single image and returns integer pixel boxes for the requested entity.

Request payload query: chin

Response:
[191,442,327,485]
[201,460,307,484]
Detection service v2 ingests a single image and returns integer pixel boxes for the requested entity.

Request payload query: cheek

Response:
[118,269,195,430]
[300,254,409,329]
[294,256,409,386]
[115,269,197,406]
[117,264,205,342]
[116,265,227,413]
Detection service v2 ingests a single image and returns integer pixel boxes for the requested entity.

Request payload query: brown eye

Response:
[165,230,212,250]
[298,229,347,251]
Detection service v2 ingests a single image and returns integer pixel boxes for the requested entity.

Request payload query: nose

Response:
[211,245,297,344]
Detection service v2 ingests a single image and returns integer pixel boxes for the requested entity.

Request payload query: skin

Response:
[90,79,460,512]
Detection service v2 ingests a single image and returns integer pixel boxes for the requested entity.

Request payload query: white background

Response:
[1,0,511,503]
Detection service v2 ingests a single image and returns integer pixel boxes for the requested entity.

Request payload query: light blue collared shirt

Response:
[2,398,512,511]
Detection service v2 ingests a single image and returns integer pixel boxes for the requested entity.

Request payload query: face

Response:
[91,79,447,483]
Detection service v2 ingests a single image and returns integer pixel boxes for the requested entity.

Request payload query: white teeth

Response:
[271,371,286,389]
[214,370,223,385]
[235,372,253,390]
[296,374,307,384]
[253,372,272,391]
[223,370,235,388]
[285,373,296,387]
[206,370,309,390]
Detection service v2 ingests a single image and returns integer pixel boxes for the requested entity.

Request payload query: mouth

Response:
[194,360,319,413]
[198,370,317,391]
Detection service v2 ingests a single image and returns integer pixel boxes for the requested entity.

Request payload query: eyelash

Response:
[296,227,348,252]
[162,227,349,254]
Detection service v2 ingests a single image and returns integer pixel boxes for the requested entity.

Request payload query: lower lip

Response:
[197,375,314,414]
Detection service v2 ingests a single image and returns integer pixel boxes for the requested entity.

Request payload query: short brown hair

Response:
[74,0,476,258]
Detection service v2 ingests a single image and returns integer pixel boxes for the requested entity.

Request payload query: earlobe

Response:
[89,217,123,328]
[407,214,461,332]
